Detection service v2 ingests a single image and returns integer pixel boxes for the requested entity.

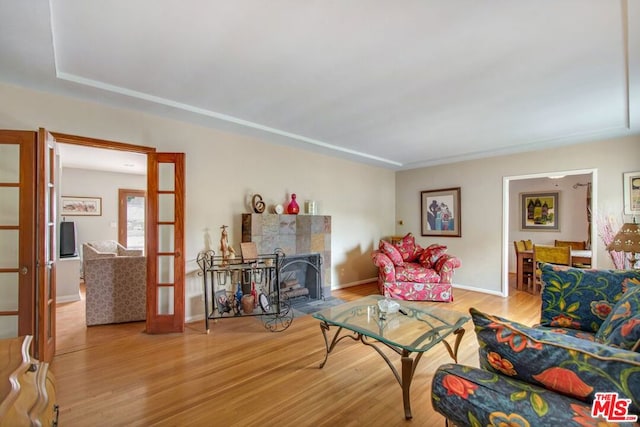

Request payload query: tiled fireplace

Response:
[241,214,331,299]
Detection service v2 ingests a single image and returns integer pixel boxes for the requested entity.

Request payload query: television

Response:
[59,221,78,258]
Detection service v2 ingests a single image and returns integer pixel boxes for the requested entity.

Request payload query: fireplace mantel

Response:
[241,214,331,294]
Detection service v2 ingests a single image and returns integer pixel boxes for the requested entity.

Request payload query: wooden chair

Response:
[532,244,571,293]
[554,240,591,268]
[554,240,586,250]
[513,240,533,290]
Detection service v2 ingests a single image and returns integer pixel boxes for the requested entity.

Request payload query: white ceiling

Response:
[1,1,639,170]
[57,143,147,175]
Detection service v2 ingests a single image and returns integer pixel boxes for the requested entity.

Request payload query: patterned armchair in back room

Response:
[82,241,146,326]
[431,264,640,426]
[371,233,461,302]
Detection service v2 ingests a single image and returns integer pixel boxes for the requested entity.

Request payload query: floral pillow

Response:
[393,233,422,263]
[378,239,403,266]
[471,308,640,412]
[539,263,640,333]
[596,283,640,352]
[419,244,447,268]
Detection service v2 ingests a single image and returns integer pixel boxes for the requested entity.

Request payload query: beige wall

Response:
[396,136,640,294]
[60,167,146,250]
[3,81,638,301]
[0,82,394,291]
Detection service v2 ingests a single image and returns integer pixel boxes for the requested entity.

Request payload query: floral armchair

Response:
[371,233,461,302]
[431,264,640,426]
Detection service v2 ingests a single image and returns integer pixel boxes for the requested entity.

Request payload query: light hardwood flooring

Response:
[51,276,539,426]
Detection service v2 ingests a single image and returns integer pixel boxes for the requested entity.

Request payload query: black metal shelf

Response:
[196,249,293,332]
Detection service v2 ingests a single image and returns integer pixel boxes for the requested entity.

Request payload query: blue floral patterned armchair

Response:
[432,264,640,426]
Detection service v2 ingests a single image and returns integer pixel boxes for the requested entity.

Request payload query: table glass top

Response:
[312,295,470,352]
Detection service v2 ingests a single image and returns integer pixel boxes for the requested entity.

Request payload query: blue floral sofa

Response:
[432,264,640,426]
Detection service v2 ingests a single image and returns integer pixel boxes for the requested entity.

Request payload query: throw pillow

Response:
[379,239,403,266]
[394,233,422,262]
[471,308,640,412]
[596,283,640,352]
[419,244,447,268]
[539,264,640,333]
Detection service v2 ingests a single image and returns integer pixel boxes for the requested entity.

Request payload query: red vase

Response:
[287,193,300,214]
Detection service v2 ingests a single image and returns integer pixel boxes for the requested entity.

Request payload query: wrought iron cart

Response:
[196,248,293,332]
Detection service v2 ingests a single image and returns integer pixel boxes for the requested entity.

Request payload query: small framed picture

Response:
[421,187,461,237]
[520,192,559,231]
[623,171,640,215]
[60,196,102,216]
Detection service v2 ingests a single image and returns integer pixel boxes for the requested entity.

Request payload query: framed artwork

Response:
[60,196,102,216]
[520,192,559,231]
[623,171,640,215]
[421,187,461,237]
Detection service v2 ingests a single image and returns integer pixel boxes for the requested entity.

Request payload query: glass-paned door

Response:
[36,128,57,362]
[0,131,36,339]
[146,153,184,333]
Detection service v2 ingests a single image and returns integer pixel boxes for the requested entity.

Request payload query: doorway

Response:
[502,168,597,297]
[52,132,186,349]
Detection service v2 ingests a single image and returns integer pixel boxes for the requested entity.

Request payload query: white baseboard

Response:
[57,293,81,303]
[331,277,377,290]
[452,283,505,297]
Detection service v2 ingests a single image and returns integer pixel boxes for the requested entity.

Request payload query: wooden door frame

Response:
[50,133,158,330]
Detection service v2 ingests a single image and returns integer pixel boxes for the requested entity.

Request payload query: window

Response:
[118,189,145,251]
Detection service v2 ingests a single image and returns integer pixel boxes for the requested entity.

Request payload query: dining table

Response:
[516,249,592,290]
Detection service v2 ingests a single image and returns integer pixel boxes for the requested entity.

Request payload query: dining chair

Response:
[554,240,586,250]
[532,244,571,293]
[554,240,591,268]
[513,240,533,290]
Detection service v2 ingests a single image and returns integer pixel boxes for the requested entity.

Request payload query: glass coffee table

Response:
[312,295,470,420]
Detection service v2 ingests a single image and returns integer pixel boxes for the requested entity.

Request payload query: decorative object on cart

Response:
[219,225,236,265]
[235,282,243,314]
[241,294,255,314]
[61,195,102,216]
[251,281,258,308]
[273,204,284,214]
[623,171,640,215]
[251,193,266,213]
[196,248,293,332]
[607,217,640,269]
[420,187,461,237]
[520,191,559,231]
[215,289,231,314]
[287,193,300,214]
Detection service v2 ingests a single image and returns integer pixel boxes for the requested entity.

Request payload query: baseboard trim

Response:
[331,277,377,290]
[56,293,81,303]
[452,283,504,297]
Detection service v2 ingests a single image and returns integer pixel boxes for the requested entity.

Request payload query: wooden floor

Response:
[51,277,540,426]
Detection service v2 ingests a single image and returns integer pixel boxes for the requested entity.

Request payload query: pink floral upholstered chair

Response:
[371,233,461,302]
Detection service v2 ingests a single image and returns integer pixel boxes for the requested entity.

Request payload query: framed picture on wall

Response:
[61,196,102,216]
[520,192,559,231]
[421,187,461,237]
[623,171,640,215]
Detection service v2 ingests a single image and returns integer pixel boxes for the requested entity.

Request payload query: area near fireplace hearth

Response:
[241,214,331,300]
